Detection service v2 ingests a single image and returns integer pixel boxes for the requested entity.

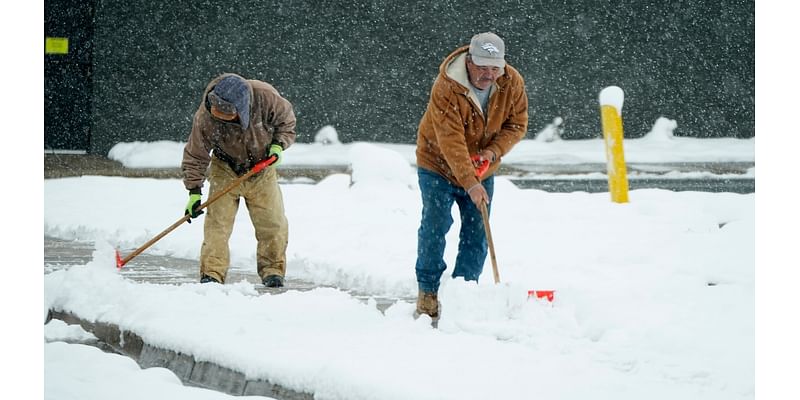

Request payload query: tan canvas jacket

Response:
[416,46,529,190]
[182,73,297,191]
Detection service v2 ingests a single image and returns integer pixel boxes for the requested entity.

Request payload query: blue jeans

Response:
[415,168,494,293]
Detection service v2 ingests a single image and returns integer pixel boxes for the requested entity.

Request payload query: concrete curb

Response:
[47,309,313,400]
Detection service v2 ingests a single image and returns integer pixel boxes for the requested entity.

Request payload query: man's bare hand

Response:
[467,183,489,206]
[478,149,496,164]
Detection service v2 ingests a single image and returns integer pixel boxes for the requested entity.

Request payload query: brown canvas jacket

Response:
[416,46,529,190]
[182,73,297,191]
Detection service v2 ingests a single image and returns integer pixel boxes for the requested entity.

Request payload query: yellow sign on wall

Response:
[45,37,69,55]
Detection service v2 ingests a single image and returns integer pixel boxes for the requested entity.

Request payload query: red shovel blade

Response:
[528,290,555,302]
[115,249,125,269]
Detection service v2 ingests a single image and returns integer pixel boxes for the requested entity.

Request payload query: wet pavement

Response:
[500,161,755,193]
[509,176,754,193]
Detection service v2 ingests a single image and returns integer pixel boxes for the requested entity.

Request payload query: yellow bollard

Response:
[599,86,629,203]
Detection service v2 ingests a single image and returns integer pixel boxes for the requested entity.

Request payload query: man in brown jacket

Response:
[182,73,296,287]
[415,32,529,319]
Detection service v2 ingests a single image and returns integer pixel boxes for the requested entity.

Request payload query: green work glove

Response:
[184,193,204,222]
[268,143,283,167]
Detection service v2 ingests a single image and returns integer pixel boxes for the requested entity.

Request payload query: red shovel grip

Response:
[471,154,490,177]
[252,153,280,174]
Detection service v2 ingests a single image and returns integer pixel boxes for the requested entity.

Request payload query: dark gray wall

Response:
[89,0,754,155]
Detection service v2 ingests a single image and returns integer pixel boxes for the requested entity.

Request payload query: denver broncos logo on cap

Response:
[481,43,500,54]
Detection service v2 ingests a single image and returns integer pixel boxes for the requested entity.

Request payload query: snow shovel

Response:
[115,154,279,269]
[472,155,554,302]
[472,155,500,284]
[479,200,501,284]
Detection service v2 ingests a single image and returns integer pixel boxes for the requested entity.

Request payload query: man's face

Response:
[466,57,502,90]
[210,104,239,122]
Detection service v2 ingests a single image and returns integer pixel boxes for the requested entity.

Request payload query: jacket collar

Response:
[443,49,503,114]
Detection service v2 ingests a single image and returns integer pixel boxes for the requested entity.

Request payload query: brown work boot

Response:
[415,291,440,319]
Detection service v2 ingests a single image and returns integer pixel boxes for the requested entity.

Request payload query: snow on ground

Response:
[106,122,755,169]
[41,137,757,399]
[45,321,277,400]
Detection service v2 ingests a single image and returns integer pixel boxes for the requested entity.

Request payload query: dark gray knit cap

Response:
[210,75,251,129]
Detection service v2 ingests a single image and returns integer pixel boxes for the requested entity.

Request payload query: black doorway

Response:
[45,0,94,152]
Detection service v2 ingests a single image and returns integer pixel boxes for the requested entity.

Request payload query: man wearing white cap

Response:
[414,32,529,319]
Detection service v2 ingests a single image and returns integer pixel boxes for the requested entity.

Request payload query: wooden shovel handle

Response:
[117,154,278,268]
[479,201,500,284]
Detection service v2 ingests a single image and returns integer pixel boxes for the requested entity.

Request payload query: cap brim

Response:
[471,55,506,68]
[208,92,237,115]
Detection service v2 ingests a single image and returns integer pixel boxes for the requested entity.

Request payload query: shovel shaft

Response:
[479,201,500,284]
[117,154,278,268]
[118,216,189,267]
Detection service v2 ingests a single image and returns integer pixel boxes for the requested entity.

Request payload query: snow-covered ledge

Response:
[46,310,314,400]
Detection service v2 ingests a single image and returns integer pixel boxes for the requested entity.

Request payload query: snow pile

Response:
[643,117,679,141]
[105,136,754,170]
[108,140,186,168]
[314,125,341,145]
[348,142,416,188]
[45,253,753,399]
[45,144,755,399]
[535,116,564,142]
[45,340,275,400]
[44,319,97,343]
